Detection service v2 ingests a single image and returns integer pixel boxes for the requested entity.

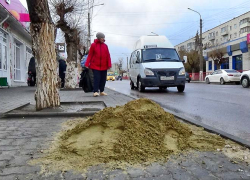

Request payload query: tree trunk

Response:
[217,64,220,70]
[65,41,78,89]
[192,68,195,80]
[27,0,60,110]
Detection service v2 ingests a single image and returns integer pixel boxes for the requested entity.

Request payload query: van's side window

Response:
[137,51,141,63]
[132,51,136,64]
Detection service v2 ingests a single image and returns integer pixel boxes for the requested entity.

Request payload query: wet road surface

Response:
[106,80,250,143]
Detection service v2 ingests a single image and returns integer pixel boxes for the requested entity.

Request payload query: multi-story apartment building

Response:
[175,11,250,73]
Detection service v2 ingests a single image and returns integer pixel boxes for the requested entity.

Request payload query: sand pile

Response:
[32,98,225,172]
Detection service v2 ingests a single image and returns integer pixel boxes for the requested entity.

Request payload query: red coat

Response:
[85,39,112,71]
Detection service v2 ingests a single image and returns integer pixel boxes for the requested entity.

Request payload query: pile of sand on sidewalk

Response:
[31,98,225,173]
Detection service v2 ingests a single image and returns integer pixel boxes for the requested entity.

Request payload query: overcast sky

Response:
[20,0,250,67]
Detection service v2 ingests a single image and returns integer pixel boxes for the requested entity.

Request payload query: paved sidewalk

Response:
[0,87,250,180]
[0,87,133,115]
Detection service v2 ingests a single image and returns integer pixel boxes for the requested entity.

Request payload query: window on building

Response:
[234,32,237,38]
[221,57,229,69]
[214,63,217,70]
[230,34,232,39]
[209,61,212,70]
[233,55,242,71]
[216,39,218,44]
[216,31,218,36]
[230,26,232,30]
[239,18,250,26]
[0,32,7,72]
[14,43,21,81]
[234,24,237,29]
[240,27,250,34]
[223,35,229,42]
[221,26,228,33]
[26,49,32,68]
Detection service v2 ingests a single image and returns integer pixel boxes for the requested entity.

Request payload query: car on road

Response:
[185,72,191,83]
[205,69,241,85]
[107,72,115,81]
[240,70,250,88]
[116,75,122,81]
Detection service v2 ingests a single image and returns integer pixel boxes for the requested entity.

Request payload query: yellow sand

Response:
[31,98,226,173]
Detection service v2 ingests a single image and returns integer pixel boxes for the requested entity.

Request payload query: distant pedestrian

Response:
[85,32,112,97]
[81,51,89,68]
[58,57,67,88]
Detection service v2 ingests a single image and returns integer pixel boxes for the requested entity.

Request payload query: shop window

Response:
[209,61,212,70]
[221,57,229,69]
[214,64,217,70]
[233,55,242,71]
[14,43,21,80]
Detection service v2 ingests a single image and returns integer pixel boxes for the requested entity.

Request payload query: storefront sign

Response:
[57,43,66,52]
[247,33,250,44]
[0,0,28,26]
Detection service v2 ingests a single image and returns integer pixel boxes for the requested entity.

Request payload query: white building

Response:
[0,1,32,87]
[175,11,250,73]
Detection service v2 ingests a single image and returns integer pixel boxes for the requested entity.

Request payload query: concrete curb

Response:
[106,87,250,149]
[3,111,97,118]
[1,101,106,119]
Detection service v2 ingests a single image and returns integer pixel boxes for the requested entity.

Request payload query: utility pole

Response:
[88,12,91,49]
[199,18,203,81]
[188,8,203,81]
[87,1,104,49]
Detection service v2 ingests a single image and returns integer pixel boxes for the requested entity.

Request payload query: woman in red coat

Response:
[85,32,112,97]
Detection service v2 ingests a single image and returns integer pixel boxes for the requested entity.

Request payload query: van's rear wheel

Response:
[177,85,185,92]
[138,78,145,92]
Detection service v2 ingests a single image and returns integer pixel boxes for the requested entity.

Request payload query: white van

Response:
[129,35,187,92]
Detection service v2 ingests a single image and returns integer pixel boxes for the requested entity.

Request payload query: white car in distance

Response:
[205,69,241,85]
[240,70,250,88]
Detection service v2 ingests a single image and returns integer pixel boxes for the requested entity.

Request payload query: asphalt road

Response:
[106,80,250,144]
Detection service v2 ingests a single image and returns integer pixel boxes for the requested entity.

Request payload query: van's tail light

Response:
[189,74,192,78]
[227,74,233,76]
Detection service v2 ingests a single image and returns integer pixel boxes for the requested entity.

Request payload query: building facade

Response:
[0,0,32,87]
[175,11,250,73]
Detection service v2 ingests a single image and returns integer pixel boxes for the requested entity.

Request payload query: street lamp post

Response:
[87,2,104,49]
[188,8,203,81]
[122,53,129,76]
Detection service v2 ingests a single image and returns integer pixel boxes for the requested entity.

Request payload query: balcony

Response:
[240,31,250,37]
[221,29,228,36]
[240,22,250,28]
[208,35,215,41]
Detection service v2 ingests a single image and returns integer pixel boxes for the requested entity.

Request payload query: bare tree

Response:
[179,49,199,78]
[118,58,123,75]
[26,0,60,110]
[187,50,200,74]
[209,48,226,70]
[50,0,88,88]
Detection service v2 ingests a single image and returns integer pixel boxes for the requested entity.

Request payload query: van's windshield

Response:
[142,48,180,62]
